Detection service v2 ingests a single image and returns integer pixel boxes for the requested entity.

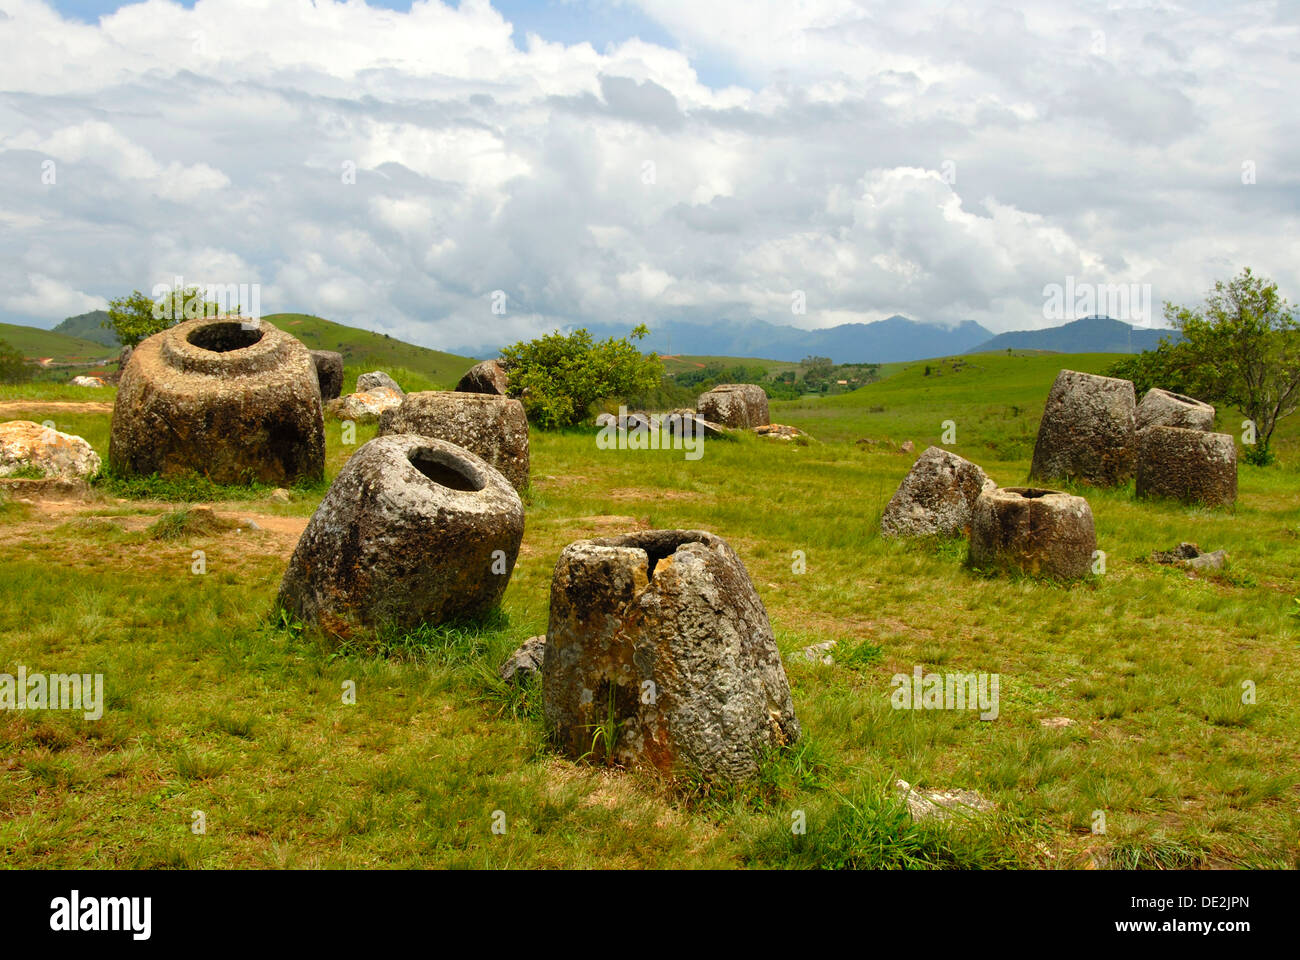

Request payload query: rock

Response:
[239,518,262,531]
[663,412,732,441]
[109,317,324,485]
[356,370,403,394]
[1136,388,1215,432]
[378,390,530,492]
[456,359,509,396]
[69,376,105,388]
[0,420,102,479]
[309,350,344,401]
[894,779,994,820]
[797,640,837,664]
[753,423,809,442]
[325,388,404,423]
[968,486,1097,580]
[900,440,915,453]
[880,446,996,538]
[697,384,770,428]
[1030,369,1136,486]
[0,476,93,501]
[500,636,546,683]
[267,488,292,504]
[1152,542,1227,570]
[1150,542,1201,564]
[543,529,800,782]
[106,346,132,384]
[1187,550,1227,571]
[1136,426,1237,507]
[1039,717,1076,729]
[277,435,524,637]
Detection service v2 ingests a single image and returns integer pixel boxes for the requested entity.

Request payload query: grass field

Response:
[1,351,1297,869]
[0,322,116,364]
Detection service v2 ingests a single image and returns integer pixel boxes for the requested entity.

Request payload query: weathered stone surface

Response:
[969,486,1096,580]
[456,359,509,396]
[379,390,530,492]
[880,446,996,538]
[543,529,800,783]
[697,383,770,428]
[325,388,404,422]
[70,376,105,388]
[310,350,344,400]
[0,476,93,501]
[356,370,403,394]
[753,423,810,442]
[661,411,731,440]
[1151,542,1201,564]
[1136,388,1215,432]
[277,435,524,637]
[110,317,324,485]
[500,636,546,683]
[900,440,915,454]
[1187,550,1227,571]
[1,420,102,479]
[106,346,132,384]
[894,779,994,820]
[1150,542,1227,572]
[1137,426,1237,507]
[797,640,837,665]
[1030,369,1136,486]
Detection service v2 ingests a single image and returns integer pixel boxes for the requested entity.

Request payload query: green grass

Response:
[0,321,115,363]
[1,350,1298,868]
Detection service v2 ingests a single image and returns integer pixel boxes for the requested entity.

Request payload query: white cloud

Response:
[0,0,1297,348]
[4,273,107,318]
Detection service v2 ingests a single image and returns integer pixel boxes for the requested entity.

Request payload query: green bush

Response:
[500,325,664,428]
[0,338,31,383]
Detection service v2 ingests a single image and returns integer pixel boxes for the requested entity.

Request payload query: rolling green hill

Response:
[774,350,1132,455]
[0,321,116,362]
[52,310,118,348]
[658,354,800,378]
[263,313,475,388]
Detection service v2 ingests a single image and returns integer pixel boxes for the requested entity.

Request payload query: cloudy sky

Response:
[1,0,1297,354]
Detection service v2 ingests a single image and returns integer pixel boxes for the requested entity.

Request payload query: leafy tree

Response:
[104,286,232,347]
[500,324,664,428]
[0,338,30,384]
[1107,268,1300,464]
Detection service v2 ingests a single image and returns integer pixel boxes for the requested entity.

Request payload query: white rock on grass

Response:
[0,420,102,479]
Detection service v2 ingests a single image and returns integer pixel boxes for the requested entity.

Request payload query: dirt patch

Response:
[533,474,590,487]
[0,401,114,416]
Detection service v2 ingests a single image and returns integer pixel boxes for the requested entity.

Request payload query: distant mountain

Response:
[53,310,118,347]
[968,316,1179,355]
[543,315,993,365]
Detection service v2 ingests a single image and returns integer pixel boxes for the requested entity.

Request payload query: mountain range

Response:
[967,316,1177,355]
[564,314,1174,365]
[6,310,1176,368]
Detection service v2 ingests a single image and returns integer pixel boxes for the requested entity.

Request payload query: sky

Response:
[1,0,1298,354]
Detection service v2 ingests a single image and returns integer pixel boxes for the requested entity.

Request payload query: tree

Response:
[499,324,664,428]
[0,338,30,384]
[1109,268,1300,465]
[103,286,232,347]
